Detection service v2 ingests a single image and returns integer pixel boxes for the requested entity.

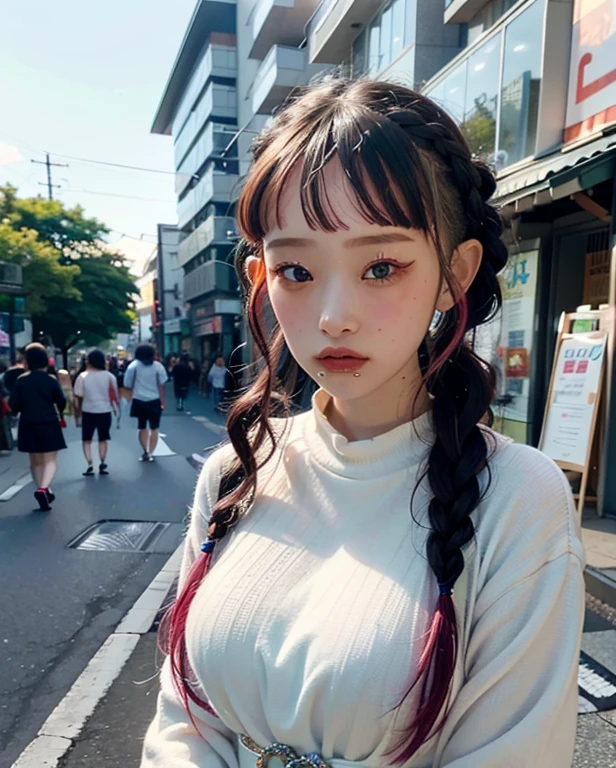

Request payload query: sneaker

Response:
[99,463,109,475]
[34,489,51,512]
[46,488,56,503]
[83,465,95,476]
[147,454,155,462]
[139,452,150,462]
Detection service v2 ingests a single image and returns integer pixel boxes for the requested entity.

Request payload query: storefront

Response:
[491,0,616,515]
[190,297,243,365]
[163,317,190,357]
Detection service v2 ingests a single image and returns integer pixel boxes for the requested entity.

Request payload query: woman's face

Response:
[262,160,443,409]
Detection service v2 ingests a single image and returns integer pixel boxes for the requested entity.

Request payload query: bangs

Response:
[238,105,440,244]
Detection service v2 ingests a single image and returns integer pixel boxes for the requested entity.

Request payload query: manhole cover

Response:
[68,520,184,553]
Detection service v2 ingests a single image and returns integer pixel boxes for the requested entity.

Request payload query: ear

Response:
[245,255,264,285]
[435,239,483,312]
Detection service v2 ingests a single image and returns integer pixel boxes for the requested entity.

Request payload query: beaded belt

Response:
[240,734,333,768]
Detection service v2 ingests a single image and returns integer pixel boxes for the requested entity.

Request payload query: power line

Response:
[1,129,177,179]
[53,152,178,177]
[61,188,175,203]
[31,153,68,200]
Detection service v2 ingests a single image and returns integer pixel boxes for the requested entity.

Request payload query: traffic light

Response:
[154,299,162,327]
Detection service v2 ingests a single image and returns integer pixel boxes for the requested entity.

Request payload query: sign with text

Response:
[565,0,616,141]
[540,332,606,466]
[498,250,538,422]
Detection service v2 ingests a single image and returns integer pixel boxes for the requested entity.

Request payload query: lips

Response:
[316,347,369,374]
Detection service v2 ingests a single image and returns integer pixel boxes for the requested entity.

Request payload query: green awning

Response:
[494,133,616,210]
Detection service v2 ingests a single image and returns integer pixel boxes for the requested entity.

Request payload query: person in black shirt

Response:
[171,353,192,411]
[4,348,26,394]
[9,343,66,511]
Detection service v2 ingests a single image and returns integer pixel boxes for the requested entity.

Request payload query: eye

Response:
[364,261,395,281]
[273,264,313,283]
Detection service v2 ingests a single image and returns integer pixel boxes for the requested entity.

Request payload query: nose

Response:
[318,277,360,338]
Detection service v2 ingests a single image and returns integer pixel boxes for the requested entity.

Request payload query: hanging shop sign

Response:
[194,315,222,337]
[565,0,616,142]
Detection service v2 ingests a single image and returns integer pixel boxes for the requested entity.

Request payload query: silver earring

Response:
[317,371,325,378]
[353,373,361,378]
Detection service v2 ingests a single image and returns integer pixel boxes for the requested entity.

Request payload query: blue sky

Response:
[0,0,197,255]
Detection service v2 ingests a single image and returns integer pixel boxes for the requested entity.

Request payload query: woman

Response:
[142,79,585,767]
[207,356,228,411]
[171,353,192,411]
[123,344,167,462]
[9,342,66,511]
[73,348,119,476]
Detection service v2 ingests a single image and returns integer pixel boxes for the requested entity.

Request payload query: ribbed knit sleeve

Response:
[141,446,238,768]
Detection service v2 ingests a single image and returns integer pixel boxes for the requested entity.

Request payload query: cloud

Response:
[0,141,24,166]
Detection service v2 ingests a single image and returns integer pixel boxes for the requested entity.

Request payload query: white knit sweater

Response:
[142,390,586,768]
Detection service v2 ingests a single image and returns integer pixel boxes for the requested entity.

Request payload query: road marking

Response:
[191,415,227,438]
[11,541,186,768]
[150,436,175,457]
[0,473,32,502]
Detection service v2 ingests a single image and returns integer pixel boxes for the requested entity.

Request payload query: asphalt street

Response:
[0,387,225,767]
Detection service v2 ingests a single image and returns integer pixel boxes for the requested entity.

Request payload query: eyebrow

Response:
[266,232,416,249]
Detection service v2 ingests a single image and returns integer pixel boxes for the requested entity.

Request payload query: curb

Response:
[11,542,184,768]
[585,566,616,611]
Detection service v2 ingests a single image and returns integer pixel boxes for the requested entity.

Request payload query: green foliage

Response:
[461,98,496,162]
[41,252,136,348]
[0,221,80,314]
[0,184,138,351]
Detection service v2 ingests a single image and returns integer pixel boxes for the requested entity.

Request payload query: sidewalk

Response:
[582,507,616,609]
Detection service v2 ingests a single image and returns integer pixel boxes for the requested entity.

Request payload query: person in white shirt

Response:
[73,349,119,476]
[123,344,167,462]
[142,78,585,768]
[207,356,228,411]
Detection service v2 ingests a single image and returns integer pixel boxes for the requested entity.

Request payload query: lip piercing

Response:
[353,373,360,377]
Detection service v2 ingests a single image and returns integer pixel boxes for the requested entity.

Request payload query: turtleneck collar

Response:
[301,389,434,479]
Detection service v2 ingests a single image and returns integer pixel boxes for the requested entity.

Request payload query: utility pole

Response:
[31,153,68,200]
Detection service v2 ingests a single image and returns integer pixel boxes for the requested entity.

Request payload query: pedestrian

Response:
[123,343,167,462]
[171,352,192,411]
[142,79,585,767]
[0,367,12,454]
[56,367,74,416]
[3,348,26,395]
[207,356,228,411]
[198,358,210,396]
[73,348,119,476]
[9,342,66,511]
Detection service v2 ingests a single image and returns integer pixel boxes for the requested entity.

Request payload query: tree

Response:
[0,185,138,367]
[39,252,137,366]
[461,98,496,164]
[0,221,80,315]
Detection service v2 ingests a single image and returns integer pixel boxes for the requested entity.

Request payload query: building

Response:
[155,224,187,357]
[410,0,616,515]
[135,250,158,346]
[151,1,242,365]
[303,0,615,513]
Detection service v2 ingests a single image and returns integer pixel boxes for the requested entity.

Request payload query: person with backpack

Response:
[73,349,119,476]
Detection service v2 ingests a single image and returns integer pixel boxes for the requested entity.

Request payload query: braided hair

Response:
[161,76,508,760]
